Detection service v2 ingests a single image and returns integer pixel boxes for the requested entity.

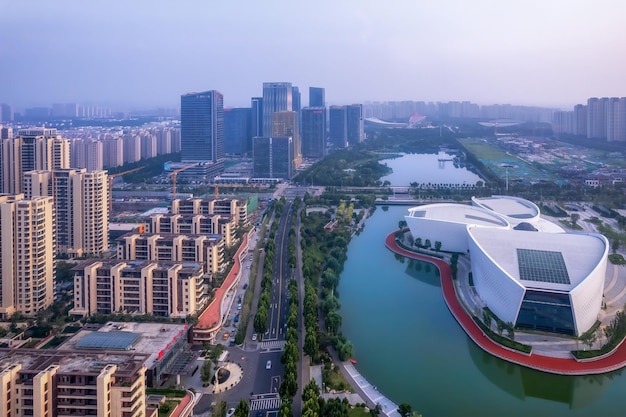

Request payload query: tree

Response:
[325,310,342,334]
[424,239,431,249]
[200,359,212,385]
[398,220,407,229]
[407,235,414,247]
[434,241,442,253]
[496,320,505,336]
[482,309,492,330]
[581,331,597,350]
[613,239,620,254]
[254,308,268,336]
[234,399,250,417]
[415,237,422,248]
[570,213,580,226]
[398,403,413,417]
[278,399,294,417]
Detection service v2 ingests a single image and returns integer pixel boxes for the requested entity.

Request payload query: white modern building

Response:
[405,196,608,336]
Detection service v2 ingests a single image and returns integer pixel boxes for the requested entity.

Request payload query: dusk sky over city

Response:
[1,0,625,110]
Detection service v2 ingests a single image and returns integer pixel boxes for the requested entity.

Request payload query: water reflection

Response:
[467,337,616,409]
[402,258,441,287]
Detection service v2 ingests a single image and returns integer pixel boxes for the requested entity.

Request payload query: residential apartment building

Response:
[0,128,70,194]
[23,168,108,257]
[149,213,235,247]
[70,260,206,318]
[170,197,248,226]
[0,350,151,417]
[0,194,55,318]
[116,233,224,274]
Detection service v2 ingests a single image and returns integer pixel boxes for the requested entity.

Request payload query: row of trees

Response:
[278,280,300,416]
[253,227,276,338]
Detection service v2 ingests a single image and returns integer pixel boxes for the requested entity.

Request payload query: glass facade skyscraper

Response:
[262,82,292,137]
[224,107,251,156]
[251,97,263,137]
[253,136,294,179]
[309,87,325,107]
[180,90,224,162]
[329,105,348,149]
[302,107,326,159]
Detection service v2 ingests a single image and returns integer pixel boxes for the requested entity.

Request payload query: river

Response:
[337,157,625,416]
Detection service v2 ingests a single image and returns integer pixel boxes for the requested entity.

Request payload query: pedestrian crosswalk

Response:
[260,340,286,350]
[250,397,281,411]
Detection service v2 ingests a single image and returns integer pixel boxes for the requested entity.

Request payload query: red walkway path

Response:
[385,232,626,375]
[197,234,248,330]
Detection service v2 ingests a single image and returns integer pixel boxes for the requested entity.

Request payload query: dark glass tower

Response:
[180,90,224,162]
[251,97,263,137]
[224,107,252,156]
[262,82,292,136]
[301,107,326,159]
[347,104,364,144]
[309,87,325,107]
[329,105,348,149]
[253,136,294,179]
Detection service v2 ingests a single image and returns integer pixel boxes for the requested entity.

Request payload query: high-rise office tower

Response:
[23,168,108,257]
[301,107,326,159]
[347,104,365,144]
[0,194,55,318]
[0,104,13,122]
[262,82,292,136]
[224,107,252,156]
[292,86,301,115]
[181,90,224,163]
[251,97,263,137]
[272,111,300,167]
[329,105,348,149]
[0,128,70,194]
[309,87,325,107]
[253,137,294,179]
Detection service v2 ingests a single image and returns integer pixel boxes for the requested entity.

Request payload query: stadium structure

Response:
[405,196,608,336]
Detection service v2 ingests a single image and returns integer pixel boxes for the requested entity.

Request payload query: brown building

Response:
[0,349,153,417]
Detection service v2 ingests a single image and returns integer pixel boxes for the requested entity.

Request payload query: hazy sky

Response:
[1,0,625,111]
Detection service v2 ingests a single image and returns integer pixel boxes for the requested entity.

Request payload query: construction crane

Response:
[169,162,198,200]
[108,166,144,213]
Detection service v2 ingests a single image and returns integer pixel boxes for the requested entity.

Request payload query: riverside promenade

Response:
[385,231,626,375]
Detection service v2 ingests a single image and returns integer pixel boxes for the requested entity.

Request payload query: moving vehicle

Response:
[266,360,272,370]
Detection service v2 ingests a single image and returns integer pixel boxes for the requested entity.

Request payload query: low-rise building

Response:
[116,233,225,274]
[70,260,207,319]
[0,349,151,417]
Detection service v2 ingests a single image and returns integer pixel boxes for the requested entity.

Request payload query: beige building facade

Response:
[0,194,55,318]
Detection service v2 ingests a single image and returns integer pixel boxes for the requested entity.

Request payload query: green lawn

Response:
[158,400,180,417]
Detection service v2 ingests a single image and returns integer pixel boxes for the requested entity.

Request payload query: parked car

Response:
[266,360,272,370]
[252,333,257,341]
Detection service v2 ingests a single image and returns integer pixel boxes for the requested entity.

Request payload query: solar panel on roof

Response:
[76,331,141,350]
[517,248,570,285]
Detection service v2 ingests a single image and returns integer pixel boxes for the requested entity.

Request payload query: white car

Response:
[252,333,257,341]
[226,408,235,417]
[266,360,272,370]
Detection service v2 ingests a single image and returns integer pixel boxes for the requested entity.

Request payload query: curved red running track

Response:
[386,232,626,375]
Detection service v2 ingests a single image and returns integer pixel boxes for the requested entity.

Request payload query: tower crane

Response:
[169,162,198,200]
[108,166,144,213]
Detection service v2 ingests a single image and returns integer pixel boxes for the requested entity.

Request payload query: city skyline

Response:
[1,1,626,110]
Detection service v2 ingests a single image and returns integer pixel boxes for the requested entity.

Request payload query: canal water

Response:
[338,175,625,416]
[380,152,482,186]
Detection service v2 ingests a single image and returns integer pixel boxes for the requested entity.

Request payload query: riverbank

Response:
[385,231,626,375]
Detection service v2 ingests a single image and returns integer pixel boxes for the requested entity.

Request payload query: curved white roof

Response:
[472,196,540,221]
[468,226,607,292]
[407,203,510,228]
